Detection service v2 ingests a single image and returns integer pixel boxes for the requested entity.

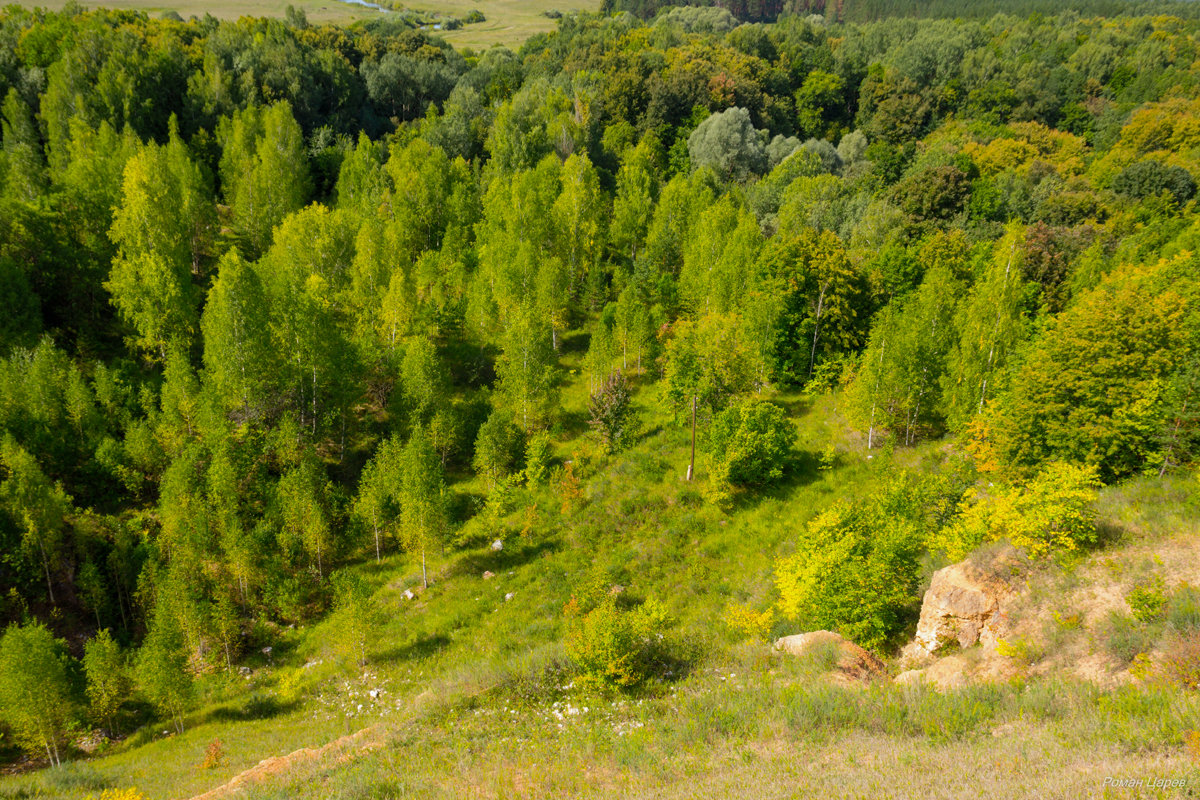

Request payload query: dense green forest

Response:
[0,0,1199,777]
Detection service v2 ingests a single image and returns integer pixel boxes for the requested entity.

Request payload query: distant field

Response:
[20,0,598,47]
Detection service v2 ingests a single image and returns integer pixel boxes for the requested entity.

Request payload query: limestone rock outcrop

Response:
[902,557,1018,663]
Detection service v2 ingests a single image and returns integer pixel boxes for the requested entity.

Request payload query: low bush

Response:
[563,572,673,690]
[1126,575,1168,623]
[1098,610,1160,666]
[1159,630,1200,690]
[705,398,794,503]
[1167,584,1200,632]
[722,603,774,642]
[775,494,922,652]
[939,462,1100,559]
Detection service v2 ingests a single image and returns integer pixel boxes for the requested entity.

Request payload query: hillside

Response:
[1,3,1200,798]
[3,381,1198,799]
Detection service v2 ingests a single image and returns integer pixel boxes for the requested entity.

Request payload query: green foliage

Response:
[1126,576,1168,623]
[106,124,211,359]
[217,102,311,256]
[563,571,672,690]
[665,313,760,418]
[705,399,794,502]
[354,435,405,562]
[775,477,954,651]
[996,254,1200,480]
[0,622,76,765]
[523,432,552,486]
[0,436,72,605]
[1098,610,1158,666]
[943,225,1032,431]
[399,426,446,586]
[135,610,193,734]
[1112,160,1196,204]
[7,8,1200,784]
[937,462,1101,559]
[83,629,129,733]
[588,371,635,454]
[686,108,767,183]
[1166,584,1200,632]
[473,412,525,489]
[847,250,964,448]
[201,250,276,416]
[329,570,374,671]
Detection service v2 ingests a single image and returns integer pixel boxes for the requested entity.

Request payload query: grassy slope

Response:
[3,352,1199,799]
[20,0,599,47]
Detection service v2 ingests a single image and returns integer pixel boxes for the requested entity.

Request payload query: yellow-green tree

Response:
[0,622,77,765]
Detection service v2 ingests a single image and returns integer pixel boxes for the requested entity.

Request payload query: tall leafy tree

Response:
[277,454,334,578]
[0,437,71,605]
[679,196,763,316]
[552,153,607,301]
[0,623,77,766]
[996,253,1200,480]
[758,228,865,384]
[354,435,404,562]
[83,629,129,735]
[400,426,445,589]
[497,307,559,431]
[135,609,192,735]
[107,122,213,359]
[218,102,311,256]
[944,226,1032,431]
[201,250,277,417]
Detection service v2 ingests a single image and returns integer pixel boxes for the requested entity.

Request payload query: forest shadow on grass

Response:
[453,538,562,578]
[728,448,824,511]
[556,407,592,441]
[374,632,453,665]
[204,693,301,725]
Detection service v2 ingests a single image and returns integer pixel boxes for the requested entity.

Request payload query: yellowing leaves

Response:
[1091,97,1200,184]
[935,462,1101,560]
[963,122,1087,178]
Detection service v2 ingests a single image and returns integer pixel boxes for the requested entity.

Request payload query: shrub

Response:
[705,399,794,502]
[329,570,374,671]
[1159,631,1200,690]
[1127,576,1168,623]
[83,629,130,734]
[588,371,634,453]
[1098,610,1159,666]
[563,572,672,690]
[1167,584,1200,632]
[723,603,774,642]
[1187,729,1200,763]
[523,432,552,485]
[201,738,225,769]
[939,462,1100,559]
[775,489,923,651]
[85,791,148,800]
[472,412,524,489]
[995,636,1041,667]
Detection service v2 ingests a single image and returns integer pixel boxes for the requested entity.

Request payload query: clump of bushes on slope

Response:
[562,569,674,690]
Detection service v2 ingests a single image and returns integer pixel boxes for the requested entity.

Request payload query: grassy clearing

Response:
[19,0,600,47]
